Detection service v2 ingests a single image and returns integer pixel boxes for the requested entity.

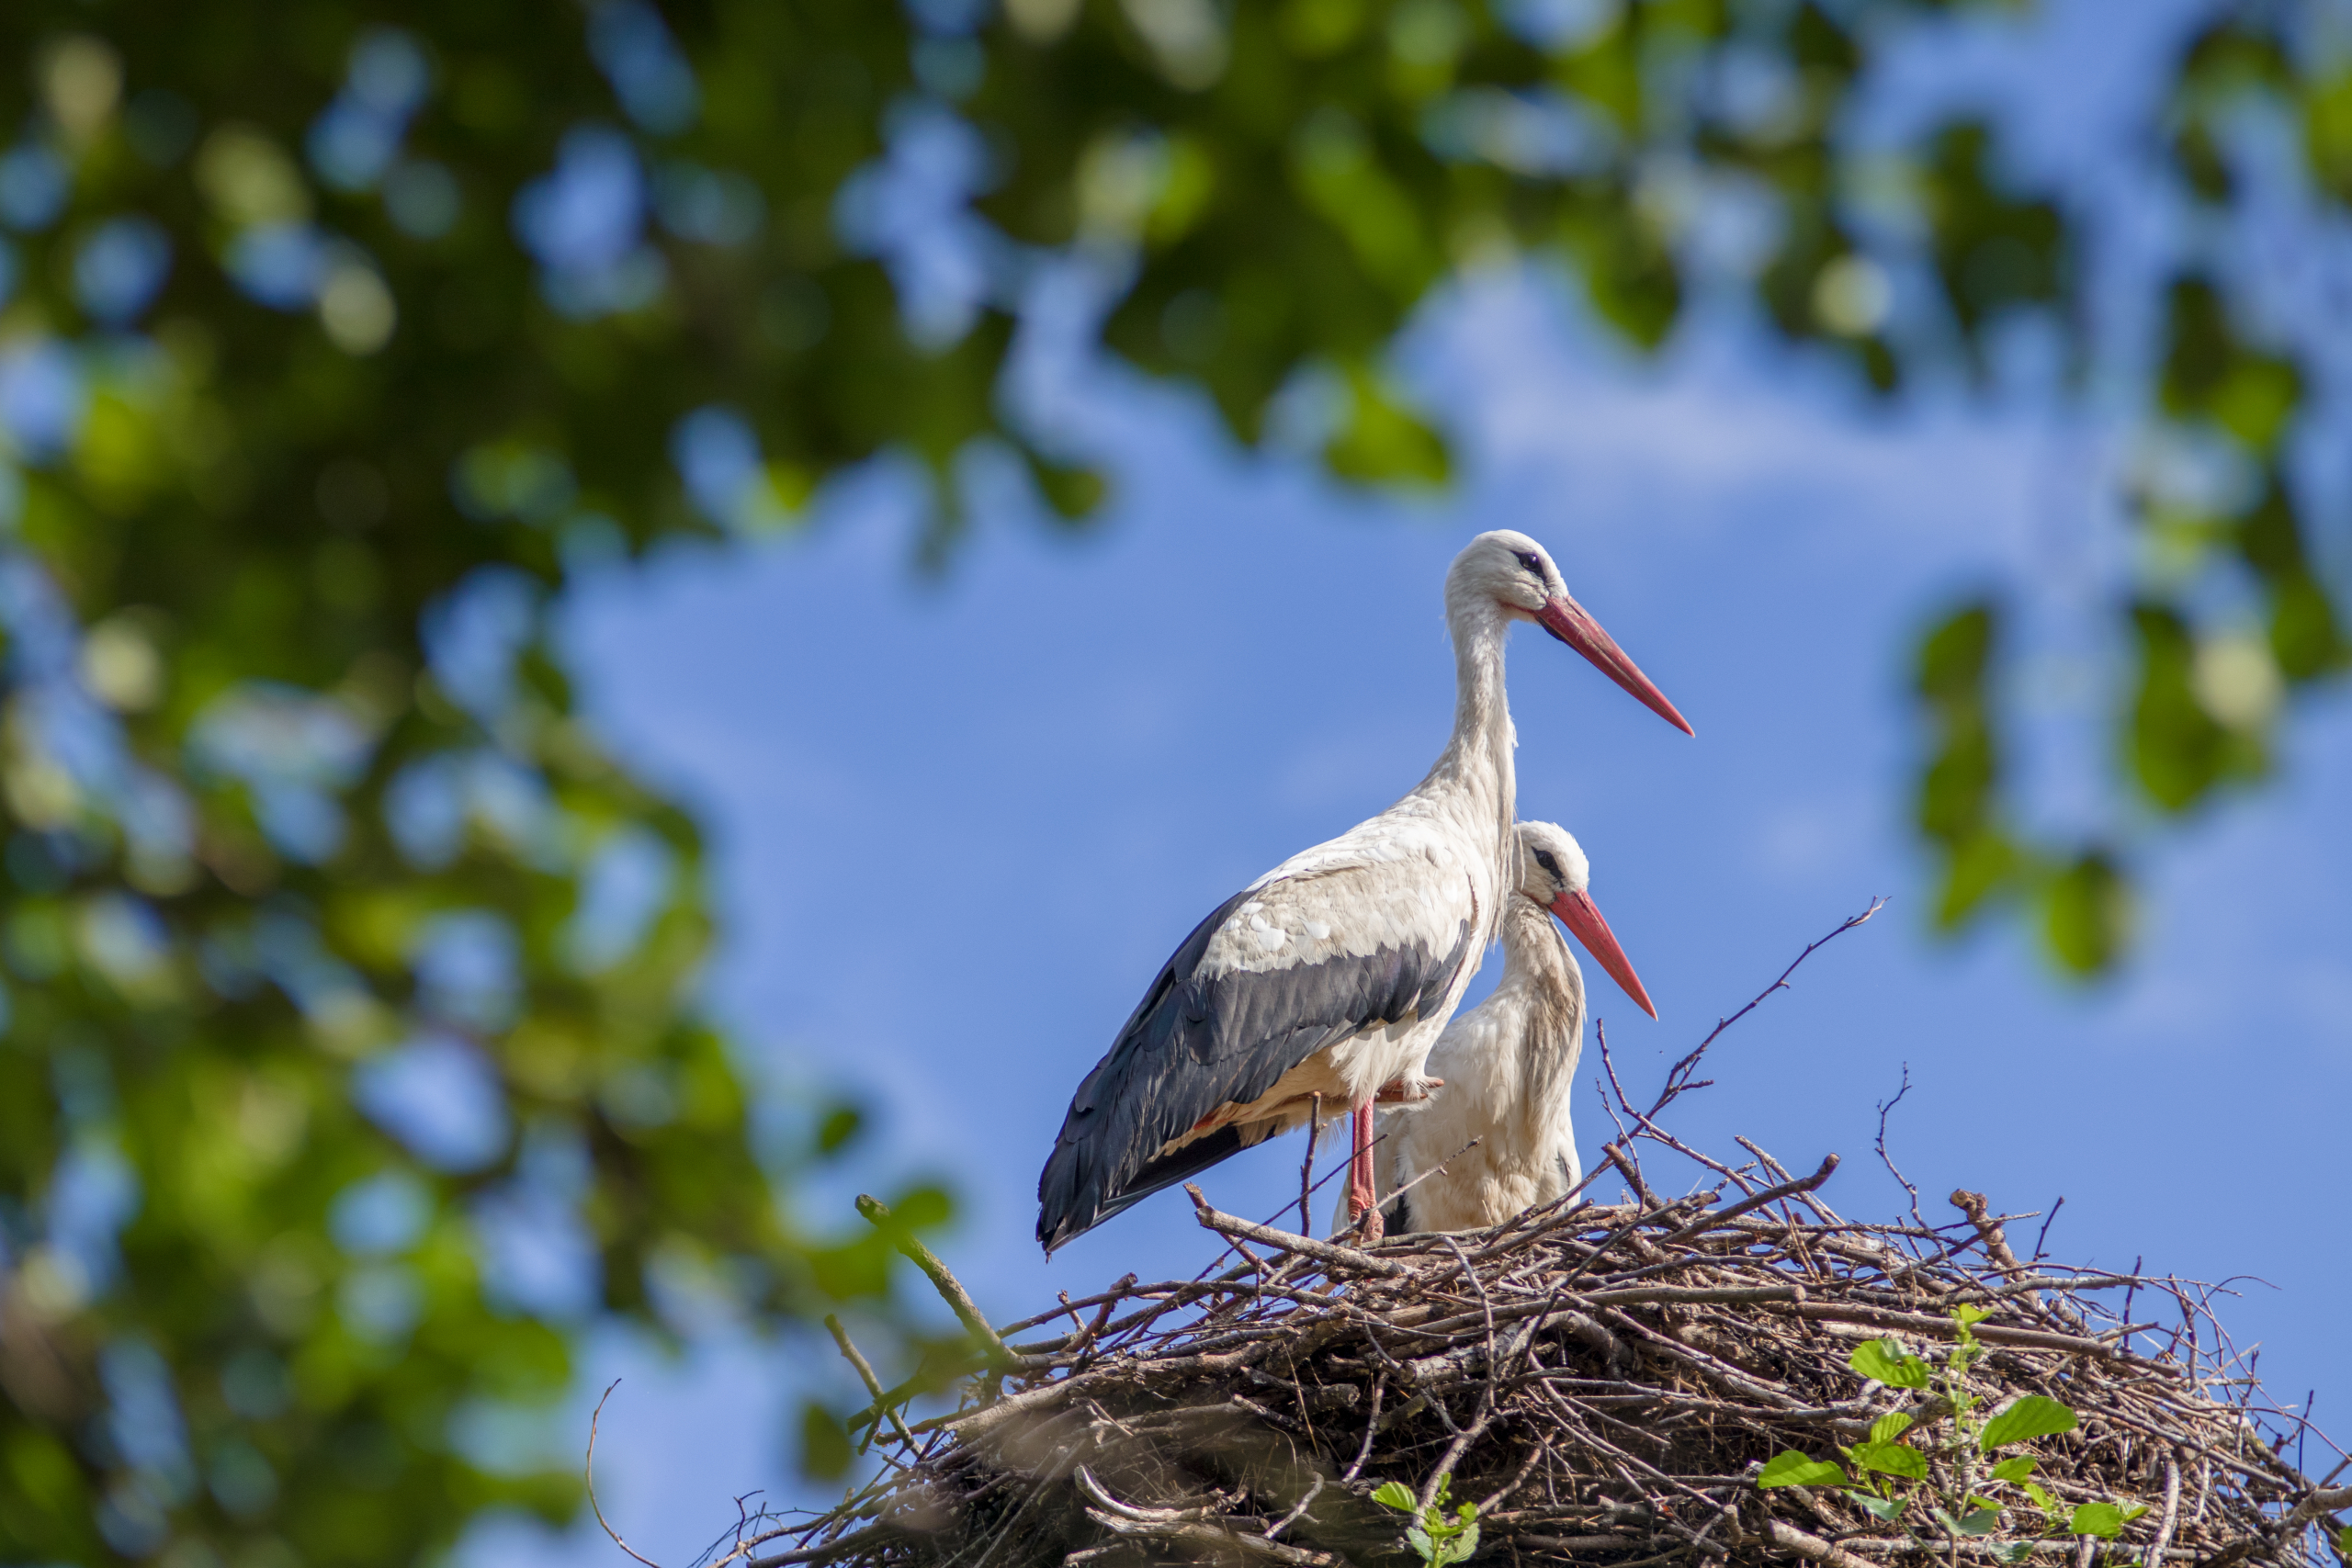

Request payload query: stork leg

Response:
[1348,1100,1384,1243]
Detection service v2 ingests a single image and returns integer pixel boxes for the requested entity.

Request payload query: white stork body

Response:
[1037,534,1690,1254]
[1374,821,1656,1235]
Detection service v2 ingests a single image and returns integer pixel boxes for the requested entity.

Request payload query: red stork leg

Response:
[1348,1100,1384,1243]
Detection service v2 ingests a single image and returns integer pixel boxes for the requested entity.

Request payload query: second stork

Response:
[1374,820,1651,1236]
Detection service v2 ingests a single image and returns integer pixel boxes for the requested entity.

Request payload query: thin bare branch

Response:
[1874,1064,1926,1228]
[587,1381,665,1568]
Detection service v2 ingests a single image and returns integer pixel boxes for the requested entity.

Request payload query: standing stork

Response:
[1372,820,1650,1237]
[1036,532,1691,1253]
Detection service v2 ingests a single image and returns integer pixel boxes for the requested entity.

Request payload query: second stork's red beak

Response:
[1536,595,1694,737]
[1549,888,1659,1020]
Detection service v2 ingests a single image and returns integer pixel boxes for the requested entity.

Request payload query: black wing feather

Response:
[1036,884,1472,1253]
[1382,1189,1411,1235]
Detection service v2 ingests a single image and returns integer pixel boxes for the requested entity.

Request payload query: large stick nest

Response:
[705,909,2346,1568]
[729,1154,2346,1568]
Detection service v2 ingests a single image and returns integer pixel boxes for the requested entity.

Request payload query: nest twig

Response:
[678,904,2347,1568]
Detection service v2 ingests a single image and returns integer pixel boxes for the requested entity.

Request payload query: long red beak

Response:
[1536,596,1694,736]
[1550,888,1658,1020]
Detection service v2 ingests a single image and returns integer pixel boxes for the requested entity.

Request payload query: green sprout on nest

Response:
[1373,1473,1481,1565]
[1758,1304,2148,1560]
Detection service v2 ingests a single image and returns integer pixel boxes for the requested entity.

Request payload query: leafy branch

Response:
[1760,1305,2148,1559]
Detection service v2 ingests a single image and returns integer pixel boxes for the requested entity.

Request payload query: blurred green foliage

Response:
[0,3,974,1562]
[0,0,2347,1561]
[1913,600,2013,930]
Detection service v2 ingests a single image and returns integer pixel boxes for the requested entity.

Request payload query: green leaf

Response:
[1407,1521,1435,1562]
[2044,848,2134,976]
[1849,1492,1908,1522]
[2024,1482,2059,1514]
[1955,1506,2006,1537]
[1912,599,2030,930]
[1928,122,2068,333]
[1019,446,1111,523]
[1994,1541,2038,1564]
[1871,1413,1916,1445]
[798,1400,854,1482]
[2071,1503,2129,1540]
[1990,1456,2036,1483]
[2335,1524,2351,1556]
[1759,1451,1852,1489]
[1441,1521,1481,1565]
[2159,276,2304,451]
[1849,1338,1935,1390]
[816,1103,867,1156]
[1324,364,1451,489]
[1373,1481,1418,1512]
[1981,1395,2079,1450]
[1848,1441,1929,1480]
[1952,1303,1994,1328]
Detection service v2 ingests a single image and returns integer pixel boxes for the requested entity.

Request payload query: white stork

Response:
[1037,532,1691,1253]
[1369,820,1651,1237]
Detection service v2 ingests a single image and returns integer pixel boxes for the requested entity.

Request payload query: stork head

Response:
[1447,530,1694,736]
[1516,819,1657,1020]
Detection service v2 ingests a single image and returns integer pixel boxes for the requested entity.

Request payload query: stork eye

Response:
[1513,550,1544,577]
[1532,849,1560,876]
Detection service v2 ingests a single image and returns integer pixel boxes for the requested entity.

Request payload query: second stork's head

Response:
[1516,819,1658,1020]
[1446,530,1694,736]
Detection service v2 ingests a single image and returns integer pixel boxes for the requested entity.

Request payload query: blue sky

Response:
[463,5,2352,1562]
